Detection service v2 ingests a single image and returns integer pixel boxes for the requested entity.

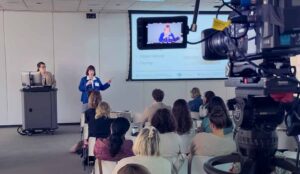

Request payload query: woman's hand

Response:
[107,79,112,84]
[86,80,92,86]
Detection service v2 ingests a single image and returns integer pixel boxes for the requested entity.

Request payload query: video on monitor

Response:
[147,22,183,44]
[137,16,188,50]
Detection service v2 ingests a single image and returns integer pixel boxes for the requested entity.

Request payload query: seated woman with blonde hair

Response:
[112,127,172,174]
[94,101,114,139]
[85,91,103,138]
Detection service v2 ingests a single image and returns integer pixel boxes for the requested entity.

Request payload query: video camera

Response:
[136,0,300,173]
[197,0,300,173]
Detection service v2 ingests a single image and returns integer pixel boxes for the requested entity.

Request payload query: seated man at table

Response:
[142,89,171,125]
[191,105,236,156]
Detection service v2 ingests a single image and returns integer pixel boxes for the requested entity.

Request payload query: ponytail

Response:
[108,117,130,157]
[109,133,124,157]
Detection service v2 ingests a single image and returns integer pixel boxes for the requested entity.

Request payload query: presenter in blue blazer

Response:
[79,65,111,112]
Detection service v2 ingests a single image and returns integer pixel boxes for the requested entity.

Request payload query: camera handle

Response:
[204,153,300,174]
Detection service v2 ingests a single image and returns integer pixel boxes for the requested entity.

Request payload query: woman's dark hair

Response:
[172,99,192,135]
[118,164,150,174]
[86,65,96,76]
[151,108,177,134]
[37,62,45,71]
[207,96,233,128]
[204,91,215,104]
[109,117,130,157]
[209,106,227,129]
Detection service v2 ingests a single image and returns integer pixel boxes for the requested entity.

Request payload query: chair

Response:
[178,157,188,174]
[188,155,233,174]
[191,112,200,120]
[88,137,96,157]
[283,151,298,160]
[80,113,85,129]
[277,128,298,151]
[179,133,195,154]
[164,154,187,174]
[83,123,89,140]
[199,106,207,119]
[94,159,117,174]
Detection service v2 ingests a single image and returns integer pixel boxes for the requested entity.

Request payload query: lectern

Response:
[20,87,58,135]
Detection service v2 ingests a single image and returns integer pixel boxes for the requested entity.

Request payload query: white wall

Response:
[4,11,54,125]
[53,13,100,123]
[0,11,7,125]
[0,11,234,125]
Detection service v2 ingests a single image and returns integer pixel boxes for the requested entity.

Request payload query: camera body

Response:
[202,0,300,61]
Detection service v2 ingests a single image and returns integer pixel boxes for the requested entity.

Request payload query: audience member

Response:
[199,91,215,118]
[94,101,114,138]
[142,89,171,124]
[188,87,203,112]
[172,99,194,154]
[151,108,184,173]
[85,91,102,138]
[201,96,233,135]
[117,164,150,174]
[94,117,134,161]
[112,127,172,174]
[191,106,236,156]
[151,108,182,158]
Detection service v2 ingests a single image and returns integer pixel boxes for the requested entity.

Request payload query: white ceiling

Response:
[0,0,224,12]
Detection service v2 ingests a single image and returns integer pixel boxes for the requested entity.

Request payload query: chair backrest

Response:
[178,158,188,174]
[283,151,298,159]
[189,155,233,174]
[179,133,195,154]
[83,123,89,140]
[94,159,117,174]
[88,137,96,157]
[190,155,211,174]
[199,106,207,118]
[80,113,85,128]
[191,112,200,120]
[277,129,298,151]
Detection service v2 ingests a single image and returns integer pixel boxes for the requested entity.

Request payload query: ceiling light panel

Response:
[53,0,80,12]
[103,0,136,10]
[0,0,27,11]
[25,0,52,11]
[79,0,109,12]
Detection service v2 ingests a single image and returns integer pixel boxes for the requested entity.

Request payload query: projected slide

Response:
[129,12,229,80]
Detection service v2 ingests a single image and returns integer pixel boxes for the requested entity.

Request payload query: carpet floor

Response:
[0,125,86,174]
